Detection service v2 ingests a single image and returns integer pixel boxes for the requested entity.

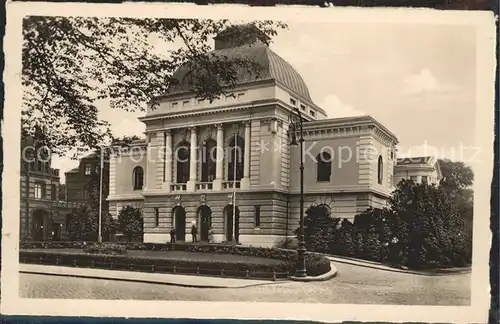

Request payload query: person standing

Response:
[191,221,198,243]
[170,228,176,244]
[208,226,214,243]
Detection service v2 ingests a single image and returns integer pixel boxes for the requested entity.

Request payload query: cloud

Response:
[318,95,365,118]
[402,69,458,95]
[112,117,145,138]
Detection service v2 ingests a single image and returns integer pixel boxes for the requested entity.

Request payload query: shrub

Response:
[65,205,115,241]
[303,253,331,276]
[117,206,144,241]
[83,243,128,255]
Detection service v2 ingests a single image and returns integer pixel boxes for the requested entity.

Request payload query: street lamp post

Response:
[289,107,307,277]
[98,146,104,244]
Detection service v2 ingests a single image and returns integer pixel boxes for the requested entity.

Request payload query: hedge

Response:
[20,242,331,278]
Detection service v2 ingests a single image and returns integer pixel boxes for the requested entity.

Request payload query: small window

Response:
[300,104,306,111]
[171,102,178,108]
[237,92,245,99]
[84,164,92,175]
[197,98,205,105]
[290,98,297,106]
[310,110,316,117]
[154,207,160,227]
[410,176,418,182]
[421,176,428,184]
[34,182,45,199]
[254,206,261,228]
[182,100,190,106]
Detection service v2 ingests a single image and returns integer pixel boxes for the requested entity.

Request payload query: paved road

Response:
[19,262,470,305]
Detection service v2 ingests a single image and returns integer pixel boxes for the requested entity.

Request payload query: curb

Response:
[289,261,338,282]
[327,256,471,276]
[20,267,283,289]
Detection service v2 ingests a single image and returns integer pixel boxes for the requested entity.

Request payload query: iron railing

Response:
[19,255,290,281]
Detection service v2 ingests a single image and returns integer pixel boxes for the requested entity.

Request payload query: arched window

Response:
[316,152,332,182]
[228,135,244,182]
[133,166,144,190]
[176,142,190,184]
[201,139,217,182]
[377,155,383,185]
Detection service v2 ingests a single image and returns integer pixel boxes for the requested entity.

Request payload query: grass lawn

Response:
[21,248,284,266]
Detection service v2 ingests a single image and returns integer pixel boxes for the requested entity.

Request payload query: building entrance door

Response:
[32,210,46,241]
[173,206,186,241]
[198,206,211,241]
[52,223,62,241]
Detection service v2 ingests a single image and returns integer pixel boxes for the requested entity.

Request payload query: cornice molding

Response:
[107,194,145,201]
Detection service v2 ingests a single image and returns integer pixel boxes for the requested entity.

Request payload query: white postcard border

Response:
[2,2,496,323]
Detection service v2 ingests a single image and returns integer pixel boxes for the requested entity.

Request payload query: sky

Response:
[52,21,477,182]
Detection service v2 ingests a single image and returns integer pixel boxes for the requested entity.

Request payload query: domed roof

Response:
[166,42,312,103]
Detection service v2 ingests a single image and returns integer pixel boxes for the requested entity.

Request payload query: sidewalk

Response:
[325,255,471,276]
[19,264,280,289]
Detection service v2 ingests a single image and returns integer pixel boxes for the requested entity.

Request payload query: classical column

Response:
[240,121,251,189]
[163,129,172,192]
[213,124,224,191]
[187,126,198,192]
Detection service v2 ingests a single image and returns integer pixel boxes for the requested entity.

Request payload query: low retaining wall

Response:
[20,249,290,281]
[19,242,332,280]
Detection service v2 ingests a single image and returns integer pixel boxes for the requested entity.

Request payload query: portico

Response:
[153,120,252,195]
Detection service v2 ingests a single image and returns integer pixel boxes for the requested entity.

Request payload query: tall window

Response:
[254,205,261,228]
[316,152,332,182]
[51,184,56,200]
[377,155,383,185]
[228,135,244,182]
[201,139,217,182]
[176,142,190,183]
[154,207,160,227]
[84,164,92,175]
[34,181,45,199]
[133,166,144,190]
[421,176,428,184]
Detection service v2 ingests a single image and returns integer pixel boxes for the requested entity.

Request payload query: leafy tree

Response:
[438,159,474,251]
[65,204,114,241]
[438,159,474,194]
[22,17,286,155]
[117,206,144,241]
[389,180,469,268]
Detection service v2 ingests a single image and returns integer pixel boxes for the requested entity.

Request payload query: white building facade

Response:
[393,156,442,186]
[107,25,399,247]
